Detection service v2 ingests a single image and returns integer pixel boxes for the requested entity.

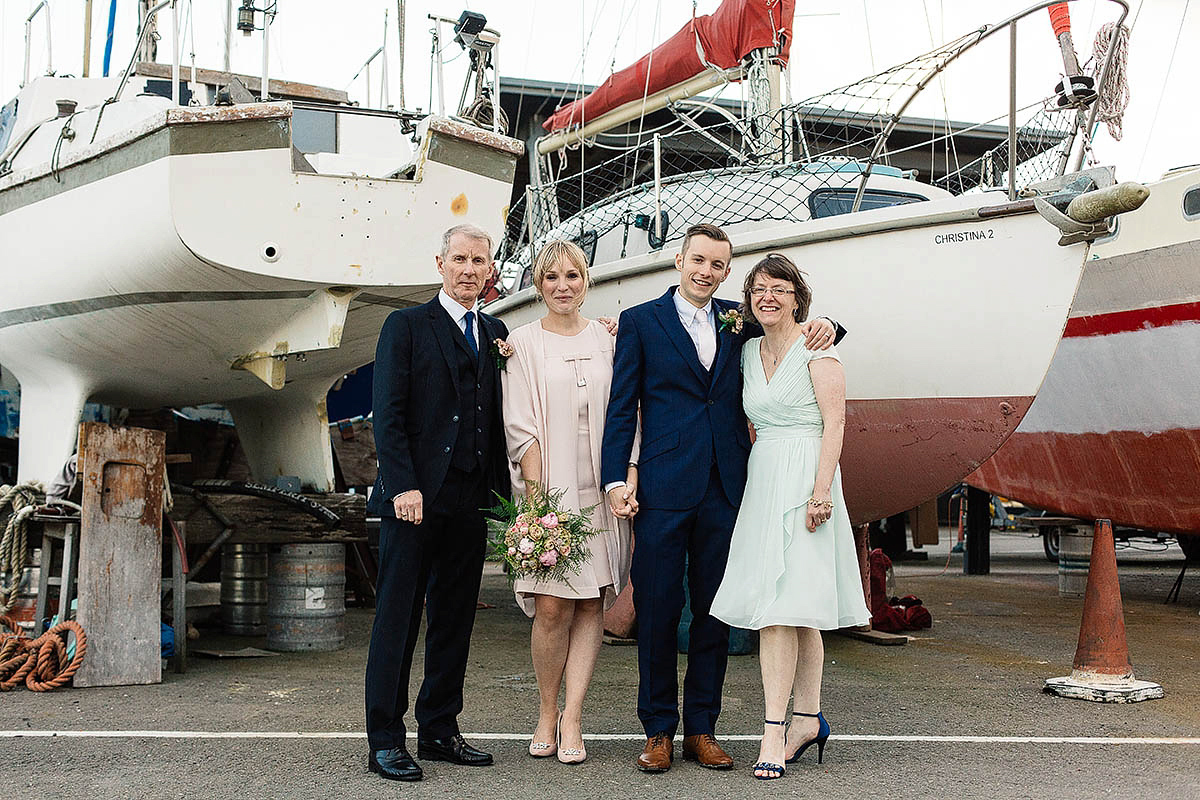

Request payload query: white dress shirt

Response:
[673,290,717,370]
[438,289,481,350]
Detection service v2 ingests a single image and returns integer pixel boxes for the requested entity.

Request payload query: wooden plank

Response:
[836,627,910,646]
[134,62,349,104]
[911,498,940,547]
[73,423,165,688]
[1023,516,1084,528]
[172,521,187,674]
[169,492,366,545]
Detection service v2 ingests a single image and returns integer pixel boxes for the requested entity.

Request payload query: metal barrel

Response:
[1058,526,1092,597]
[266,543,345,652]
[220,544,268,635]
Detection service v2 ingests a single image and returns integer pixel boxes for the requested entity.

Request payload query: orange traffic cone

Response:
[1044,519,1163,702]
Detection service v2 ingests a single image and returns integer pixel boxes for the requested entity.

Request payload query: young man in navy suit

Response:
[364,224,509,782]
[600,224,842,772]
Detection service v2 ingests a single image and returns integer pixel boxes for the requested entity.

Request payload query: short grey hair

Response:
[441,224,494,258]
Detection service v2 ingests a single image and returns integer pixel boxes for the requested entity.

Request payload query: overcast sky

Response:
[2,1,1195,181]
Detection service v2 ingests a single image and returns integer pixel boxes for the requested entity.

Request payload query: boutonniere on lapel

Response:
[717,308,744,334]
[490,338,515,371]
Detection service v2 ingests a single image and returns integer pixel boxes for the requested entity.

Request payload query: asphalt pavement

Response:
[3,528,1198,799]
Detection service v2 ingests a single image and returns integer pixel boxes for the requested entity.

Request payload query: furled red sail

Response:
[542,0,795,133]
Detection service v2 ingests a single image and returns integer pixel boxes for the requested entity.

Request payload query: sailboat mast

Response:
[397,0,406,110]
[83,0,95,77]
[138,0,158,63]
[745,45,786,161]
[224,0,233,72]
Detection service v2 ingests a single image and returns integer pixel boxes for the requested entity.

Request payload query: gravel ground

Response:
[3,528,1198,799]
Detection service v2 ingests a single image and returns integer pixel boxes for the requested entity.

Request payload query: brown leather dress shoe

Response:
[682,733,734,769]
[636,732,673,772]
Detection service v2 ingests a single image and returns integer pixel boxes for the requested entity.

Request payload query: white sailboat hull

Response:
[490,192,1089,523]
[1,101,522,488]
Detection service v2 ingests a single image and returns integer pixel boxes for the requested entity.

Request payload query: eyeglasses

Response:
[749,287,795,298]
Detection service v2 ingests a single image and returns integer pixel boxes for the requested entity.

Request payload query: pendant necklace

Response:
[766,327,800,366]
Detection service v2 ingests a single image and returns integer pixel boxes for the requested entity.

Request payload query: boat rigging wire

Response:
[1134,0,1187,177]
[862,0,876,73]
[922,0,962,199]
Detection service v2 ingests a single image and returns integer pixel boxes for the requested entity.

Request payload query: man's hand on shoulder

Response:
[800,316,837,350]
[598,316,618,337]
[394,489,424,525]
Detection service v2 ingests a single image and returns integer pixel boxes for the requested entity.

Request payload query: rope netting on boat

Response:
[497,10,1121,280]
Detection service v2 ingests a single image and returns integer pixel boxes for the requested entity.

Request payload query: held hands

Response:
[607,467,639,519]
[394,489,424,525]
[806,493,833,532]
[800,317,836,350]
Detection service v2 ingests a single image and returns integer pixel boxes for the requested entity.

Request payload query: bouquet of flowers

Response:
[488,484,600,584]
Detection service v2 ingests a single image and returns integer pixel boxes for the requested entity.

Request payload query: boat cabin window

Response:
[293,108,338,154]
[143,80,193,105]
[1184,186,1200,220]
[807,188,928,220]
[573,230,598,268]
[0,99,16,155]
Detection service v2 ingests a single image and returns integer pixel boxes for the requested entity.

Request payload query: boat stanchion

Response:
[1044,519,1164,703]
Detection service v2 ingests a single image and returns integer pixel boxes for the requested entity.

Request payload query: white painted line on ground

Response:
[1,731,1198,745]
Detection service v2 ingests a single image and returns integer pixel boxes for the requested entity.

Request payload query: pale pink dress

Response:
[501,320,633,617]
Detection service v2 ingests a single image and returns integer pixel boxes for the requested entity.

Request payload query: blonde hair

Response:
[532,240,590,304]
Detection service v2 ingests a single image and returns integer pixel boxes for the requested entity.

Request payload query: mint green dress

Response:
[710,339,871,631]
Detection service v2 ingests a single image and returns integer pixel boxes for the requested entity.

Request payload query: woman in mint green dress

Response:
[710,254,869,781]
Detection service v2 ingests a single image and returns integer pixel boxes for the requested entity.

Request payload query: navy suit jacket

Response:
[601,288,754,511]
[366,298,509,517]
[601,287,847,512]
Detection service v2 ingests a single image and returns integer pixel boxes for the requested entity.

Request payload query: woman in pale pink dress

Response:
[502,241,636,764]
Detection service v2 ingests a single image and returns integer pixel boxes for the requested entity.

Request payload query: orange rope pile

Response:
[0,615,87,691]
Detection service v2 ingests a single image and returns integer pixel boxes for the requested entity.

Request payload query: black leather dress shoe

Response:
[417,734,494,766]
[369,748,423,781]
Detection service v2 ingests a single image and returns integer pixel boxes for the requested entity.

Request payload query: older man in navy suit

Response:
[364,223,509,782]
[601,224,843,772]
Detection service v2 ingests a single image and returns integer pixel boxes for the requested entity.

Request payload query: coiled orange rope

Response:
[0,615,87,692]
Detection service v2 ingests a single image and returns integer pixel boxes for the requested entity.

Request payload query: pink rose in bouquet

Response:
[488,483,601,583]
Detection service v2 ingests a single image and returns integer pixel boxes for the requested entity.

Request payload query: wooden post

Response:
[172,521,187,673]
[911,498,940,548]
[73,422,166,687]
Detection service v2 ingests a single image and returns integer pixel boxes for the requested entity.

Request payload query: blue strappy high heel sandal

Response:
[752,719,787,780]
[786,711,830,764]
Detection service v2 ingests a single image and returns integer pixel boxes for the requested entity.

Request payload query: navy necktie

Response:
[463,311,479,357]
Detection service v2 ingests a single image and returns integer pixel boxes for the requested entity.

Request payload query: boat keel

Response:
[226,379,336,492]
[14,369,92,487]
